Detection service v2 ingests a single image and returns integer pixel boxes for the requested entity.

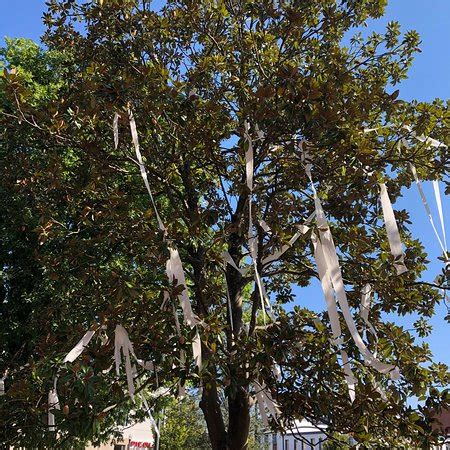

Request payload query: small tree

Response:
[1,1,449,449]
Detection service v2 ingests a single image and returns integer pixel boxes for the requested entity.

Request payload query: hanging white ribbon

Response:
[114,324,138,401]
[403,125,447,150]
[166,248,200,329]
[128,108,203,372]
[379,183,408,275]
[244,121,271,323]
[259,220,272,234]
[48,328,99,429]
[262,225,310,266]
[409,164,448,258]
[113,112,120,150]
[321,227,399,378]
[305,160,400,380]
[48,377,60,431]
[312,232,356,401]
[254,381,280,426]
[221,250,248,276]
[360,284,378,344]
[432,180,448,255]
[63,330,96,364]
[0,370,7,396]
[128,108,166,234]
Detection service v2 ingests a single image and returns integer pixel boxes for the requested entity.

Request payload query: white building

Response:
[270,419,328,450]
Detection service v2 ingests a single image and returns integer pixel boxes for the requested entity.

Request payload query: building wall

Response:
[272,432,326,450]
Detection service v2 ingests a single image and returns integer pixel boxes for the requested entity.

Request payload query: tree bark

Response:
[200,375,228,450]
[227,387,251,450]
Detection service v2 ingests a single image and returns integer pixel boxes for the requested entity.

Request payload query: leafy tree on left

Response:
[0,38,165,448]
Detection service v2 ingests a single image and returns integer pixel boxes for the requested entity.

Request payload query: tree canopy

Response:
[1,1,449,449]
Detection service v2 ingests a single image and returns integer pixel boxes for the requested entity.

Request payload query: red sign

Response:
[129,442,153,449]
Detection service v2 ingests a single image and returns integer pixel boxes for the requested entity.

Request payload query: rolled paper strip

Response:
[320,226,400,379]
[221,250,248,275]
[253,263,267,324]
[312,233,343,341]
[136,359,155,371]
[341,350,356,403]
[404,125,447,149]
[258,275,276,322]
[128,108,166,234]
[166,248,200,328]
[63,330,96,363]
[432,180,448,254]
[360,284,378,347]
[113,112,119,149]
[254,381,281,420]
[192,328,202,371]
[379,183,408,275]
[114,325,137,401]
[409,164,447,257]
[48,388,60,431]
[259,220,272,233]
[262,228,306,265]
[312,232,356,402]
[244,122,269,323]
[307,167,400,379]
[363,127,381,133]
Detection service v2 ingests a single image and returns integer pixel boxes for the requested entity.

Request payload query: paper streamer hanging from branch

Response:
[379,183,408,275]
[126,109,202,371]
[48,381,60,432]
[312,231,356,402]
[114,324,139,401]
[254,381,281,427]
[128,108,166,234]
[305,156,400,380]
[360,284,378,352]
[48,328,99,429]
[243,121,272,323]
[367,127,447,264]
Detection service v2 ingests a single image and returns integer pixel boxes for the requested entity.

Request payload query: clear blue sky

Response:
[1,1,448,366]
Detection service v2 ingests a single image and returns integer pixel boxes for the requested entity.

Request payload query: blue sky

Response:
[1,2,448,366]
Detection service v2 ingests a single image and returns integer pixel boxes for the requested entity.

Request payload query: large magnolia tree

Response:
[1,1,449,448]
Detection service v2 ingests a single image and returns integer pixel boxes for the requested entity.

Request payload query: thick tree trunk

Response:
[200,377,228,450]
[227,387,251,450]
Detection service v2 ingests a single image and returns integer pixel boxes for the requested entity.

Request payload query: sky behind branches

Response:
[1,1,449,367]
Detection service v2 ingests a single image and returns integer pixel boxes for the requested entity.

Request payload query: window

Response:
[272,434,277,450]
[285,439,289,450]
[294,440,297,450]
[310,438,315,448]
[113,446,126,450]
